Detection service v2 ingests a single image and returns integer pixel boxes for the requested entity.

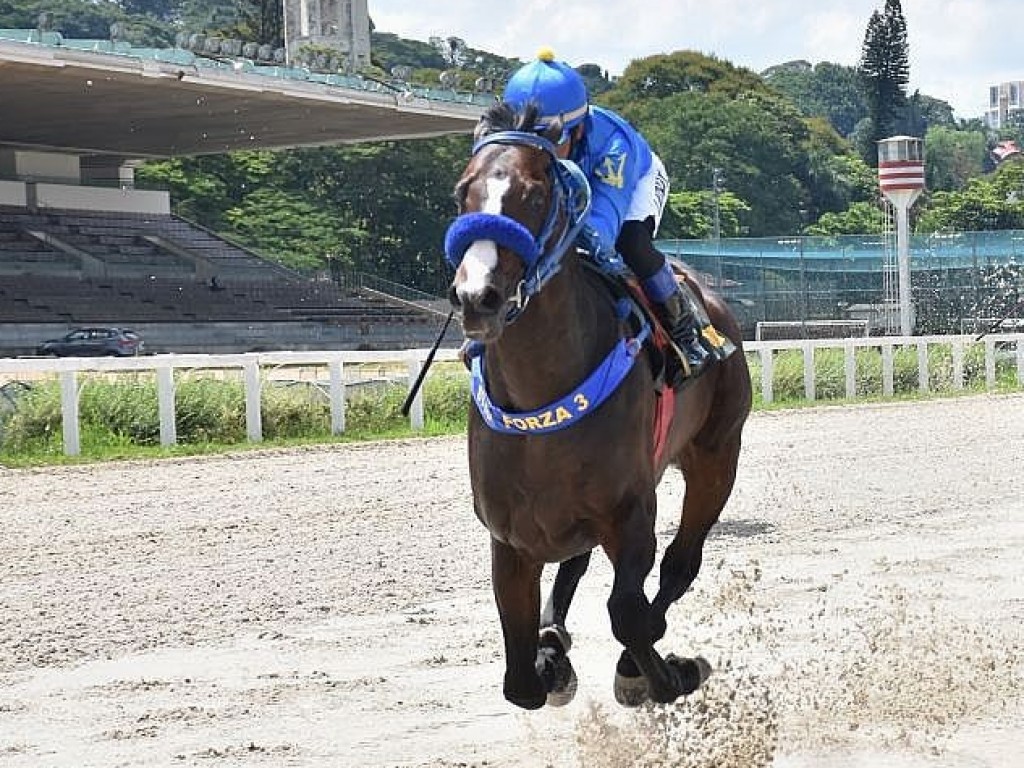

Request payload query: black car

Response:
[37,328,145,357]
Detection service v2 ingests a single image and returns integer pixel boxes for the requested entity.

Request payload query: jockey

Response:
[503,48,735,382]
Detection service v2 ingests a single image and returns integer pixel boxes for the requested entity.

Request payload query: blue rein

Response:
[444,130,592,319]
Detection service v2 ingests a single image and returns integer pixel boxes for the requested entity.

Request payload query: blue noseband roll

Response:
[444,212,541,270]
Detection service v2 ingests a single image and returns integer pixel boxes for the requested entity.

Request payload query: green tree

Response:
[660,190,749,239]
[800,118,877,222]
[904,90,957,135]
[924,126,987,191]
[117,0,177,20]
[623,89,810,236]
[603,50,769,107]
[915,158,1024,232]
[858,0,911,162]
[763,60,867,137]
[178,0,282,45]
[805,201,886,235]
[1,0,127,39]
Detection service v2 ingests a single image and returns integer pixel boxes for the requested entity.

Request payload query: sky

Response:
[369,0,1021,120]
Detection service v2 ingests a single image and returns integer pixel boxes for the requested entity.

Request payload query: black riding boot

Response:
[654,291,711,384]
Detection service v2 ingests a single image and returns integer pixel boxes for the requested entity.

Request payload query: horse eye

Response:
[526,186,548,214]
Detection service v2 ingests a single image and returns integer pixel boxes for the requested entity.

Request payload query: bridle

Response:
[444,130,592,323]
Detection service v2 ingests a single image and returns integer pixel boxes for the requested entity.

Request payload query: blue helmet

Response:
[504,48,588,136]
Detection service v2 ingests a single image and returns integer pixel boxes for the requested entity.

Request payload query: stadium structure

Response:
[0,21,484,357]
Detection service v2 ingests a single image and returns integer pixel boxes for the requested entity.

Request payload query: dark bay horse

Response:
[445,102,752,710]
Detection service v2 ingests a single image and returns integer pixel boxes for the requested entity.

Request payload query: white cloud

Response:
[370,0,1021,118]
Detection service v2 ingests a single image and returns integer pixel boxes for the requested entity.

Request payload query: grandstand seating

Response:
[0,205,439,351]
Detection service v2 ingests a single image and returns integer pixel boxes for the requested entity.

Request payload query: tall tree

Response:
[857,0,910,164]
[763,60,868,138]
[178,0,281,45]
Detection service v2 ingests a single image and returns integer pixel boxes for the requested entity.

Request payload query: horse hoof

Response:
[504,689,547,710]
[666,654,713,695]
[505,673,547,710]
[613,670,650,707]
[546,655,578,707]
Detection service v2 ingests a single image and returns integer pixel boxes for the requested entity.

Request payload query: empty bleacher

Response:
[0,205,444,354]
[0,206,275,279]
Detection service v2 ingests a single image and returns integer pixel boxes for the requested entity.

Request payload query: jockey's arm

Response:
[577,134,642,261]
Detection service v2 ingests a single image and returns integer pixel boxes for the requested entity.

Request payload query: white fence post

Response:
[59,369,80,456]
[844,341,857,398]
[329,359,345,435]
[802,343,815,402]
[985,339,996,390]
[243,359,262,442]
[882,344,894,397]
[760,348,773,404]
[917,341,929,393]
[156,365,176,446]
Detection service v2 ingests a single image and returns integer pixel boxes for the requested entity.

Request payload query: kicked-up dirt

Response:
[1,394,1022,767]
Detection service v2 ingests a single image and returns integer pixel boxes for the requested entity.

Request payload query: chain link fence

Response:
[661,231,1024,338]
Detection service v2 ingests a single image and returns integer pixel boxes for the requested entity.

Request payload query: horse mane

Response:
[474,101,563,142]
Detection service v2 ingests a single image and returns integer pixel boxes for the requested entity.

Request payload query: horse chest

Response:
[472,452,619,560]
[477,498,601,562]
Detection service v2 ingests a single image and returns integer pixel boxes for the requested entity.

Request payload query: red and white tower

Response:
[878,136,925,336]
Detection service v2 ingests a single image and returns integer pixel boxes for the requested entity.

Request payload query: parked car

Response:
[36,328,144,357]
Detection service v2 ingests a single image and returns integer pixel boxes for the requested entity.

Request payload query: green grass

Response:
[1,347,1021,466]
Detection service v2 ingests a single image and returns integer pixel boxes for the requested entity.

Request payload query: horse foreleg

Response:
[490,537,546,710]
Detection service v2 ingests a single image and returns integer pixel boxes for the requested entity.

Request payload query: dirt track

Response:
[1,394,1022,767]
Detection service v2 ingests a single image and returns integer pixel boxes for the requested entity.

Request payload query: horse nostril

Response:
[479,287,505,314]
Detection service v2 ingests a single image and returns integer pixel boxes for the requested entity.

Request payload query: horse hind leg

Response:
[537,552,591,707]
[651,437,742,635]
[604,494,703,706]
[617,436,743,705]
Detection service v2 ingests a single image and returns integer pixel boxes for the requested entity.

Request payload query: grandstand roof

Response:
[0,32,485,159]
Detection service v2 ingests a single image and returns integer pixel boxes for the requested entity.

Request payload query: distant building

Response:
[985,80,1024,129]
[283,0,370,70]
[992,139,1021,164]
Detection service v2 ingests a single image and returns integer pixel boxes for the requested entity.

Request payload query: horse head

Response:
[446,102,589,343]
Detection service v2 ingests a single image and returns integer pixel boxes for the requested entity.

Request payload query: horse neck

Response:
[483,255,616,411]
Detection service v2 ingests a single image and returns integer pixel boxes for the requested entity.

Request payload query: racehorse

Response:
[445,102,752,710]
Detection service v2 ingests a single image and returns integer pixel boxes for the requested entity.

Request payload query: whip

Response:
[401,309,455,417]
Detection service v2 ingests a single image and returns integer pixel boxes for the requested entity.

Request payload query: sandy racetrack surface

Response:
[1,394,1022,767]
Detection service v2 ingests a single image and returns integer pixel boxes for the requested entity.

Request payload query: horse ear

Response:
[473,118,490,142]
[542,118,564,144]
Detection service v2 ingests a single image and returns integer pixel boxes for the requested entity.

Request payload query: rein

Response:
[444,130,592,322]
